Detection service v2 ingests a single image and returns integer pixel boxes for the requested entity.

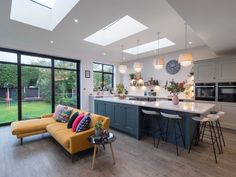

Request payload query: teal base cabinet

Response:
[95,100,140,139]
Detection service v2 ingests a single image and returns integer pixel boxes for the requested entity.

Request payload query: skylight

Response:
[84,15,148,46]
[123,38,176,55]
[31,0,57,9]
[10,0,80,31]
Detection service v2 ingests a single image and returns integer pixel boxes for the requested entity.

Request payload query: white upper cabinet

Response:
[194,58,236,83]
[218,60,236,82]
[194,61,217,82]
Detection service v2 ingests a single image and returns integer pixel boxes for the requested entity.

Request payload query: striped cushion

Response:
[76,113,91,132]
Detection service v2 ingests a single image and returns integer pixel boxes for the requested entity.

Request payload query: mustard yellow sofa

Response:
[11,108,110,160]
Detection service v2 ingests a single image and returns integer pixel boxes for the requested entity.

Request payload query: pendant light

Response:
[178,23,193,67]
[118,45,127,74]
[133,40,143,73]
[153,32,165,70]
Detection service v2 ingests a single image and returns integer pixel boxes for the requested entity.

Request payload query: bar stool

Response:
[160,112,185,156]
[142,109,163,147]
[189,116,221,163]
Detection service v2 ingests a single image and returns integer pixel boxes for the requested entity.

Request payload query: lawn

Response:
[0,101,51,124]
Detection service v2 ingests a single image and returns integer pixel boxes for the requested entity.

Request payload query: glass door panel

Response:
[0,63,18,123]
[21,66,52,119]
[55,69,77,107]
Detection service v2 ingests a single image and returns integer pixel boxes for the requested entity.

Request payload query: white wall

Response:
[120,45,216,98]
[81,59,120,111]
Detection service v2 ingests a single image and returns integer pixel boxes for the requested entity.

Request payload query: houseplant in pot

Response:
[94,120,103,136]
[164,80,186,105]
[116,83,126,99]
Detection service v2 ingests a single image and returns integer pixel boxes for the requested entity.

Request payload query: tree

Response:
[0,64,17,88]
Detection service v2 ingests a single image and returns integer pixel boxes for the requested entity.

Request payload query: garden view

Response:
[0,55,77,124]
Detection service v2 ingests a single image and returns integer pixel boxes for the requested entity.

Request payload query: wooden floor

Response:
[1,126,236,177]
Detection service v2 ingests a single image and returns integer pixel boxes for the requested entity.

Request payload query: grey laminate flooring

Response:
[0,126,236,177]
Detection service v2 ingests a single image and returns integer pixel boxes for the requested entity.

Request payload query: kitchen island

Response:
[94,97,215,149]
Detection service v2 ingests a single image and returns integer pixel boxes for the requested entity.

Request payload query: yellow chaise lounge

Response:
[11,108,109,161]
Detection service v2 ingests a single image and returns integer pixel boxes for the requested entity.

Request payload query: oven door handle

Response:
[195,86,215,88]
[218,86,236,88]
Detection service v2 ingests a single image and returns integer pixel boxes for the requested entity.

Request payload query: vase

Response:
[172,95,179,105]
[95,129,102,136]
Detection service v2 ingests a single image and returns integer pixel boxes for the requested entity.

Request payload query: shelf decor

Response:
[164,80,186,105]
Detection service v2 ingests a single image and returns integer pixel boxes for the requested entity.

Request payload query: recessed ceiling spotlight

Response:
[102,52,106,56]
[189,41,193,45]
[74,19,78,23]
[50,40,54,44]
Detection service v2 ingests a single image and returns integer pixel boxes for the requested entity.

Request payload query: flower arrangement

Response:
[164,80,186,95]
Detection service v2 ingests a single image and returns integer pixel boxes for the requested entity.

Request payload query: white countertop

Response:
[95,97,215,115]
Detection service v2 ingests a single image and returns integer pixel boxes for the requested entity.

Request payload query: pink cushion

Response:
[72,113,85,132]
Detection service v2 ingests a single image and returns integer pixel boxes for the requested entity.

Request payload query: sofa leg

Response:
[71,154,75,163]
[20,138,23,145]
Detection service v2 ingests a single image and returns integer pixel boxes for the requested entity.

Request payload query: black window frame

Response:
[93,62,114,91]
[0,47,81,126]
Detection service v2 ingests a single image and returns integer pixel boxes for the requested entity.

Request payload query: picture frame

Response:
[85,70,90,78]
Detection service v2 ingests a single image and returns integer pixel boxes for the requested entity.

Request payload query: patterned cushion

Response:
[67,112,79,128]
[72,113,85,132]
[76,113,91,133]
[53,105,63,119]
[56,106,72,123]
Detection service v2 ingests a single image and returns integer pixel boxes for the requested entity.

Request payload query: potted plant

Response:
[94,121,103,136]
[164,80,186,105]
[116,83,126,99]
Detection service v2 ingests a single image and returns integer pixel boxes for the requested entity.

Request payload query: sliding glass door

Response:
[21,55,52,120]
[0,51,18,124]
[0,48,80,124]
[54,60,77,107]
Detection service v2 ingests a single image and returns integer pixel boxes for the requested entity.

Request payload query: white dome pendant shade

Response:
[153,58,165,70]
[178,23,193,67]
[133,62,143,73]
[153,32,165,70]
[178,52,193,67]
[119,64,127,74]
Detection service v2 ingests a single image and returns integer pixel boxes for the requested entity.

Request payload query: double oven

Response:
[195,82,236,102]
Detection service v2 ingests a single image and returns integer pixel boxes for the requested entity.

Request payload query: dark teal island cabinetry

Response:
[95,100,140,139]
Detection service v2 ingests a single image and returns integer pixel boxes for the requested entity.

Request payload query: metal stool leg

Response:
[165,118,169,142]
[200,122,207,141]
[211,122,222,154]
[177,120,185,148]
[217,120,226,146]
[209,122,218,163]
[215,121,223,154]
[174,120,179,156]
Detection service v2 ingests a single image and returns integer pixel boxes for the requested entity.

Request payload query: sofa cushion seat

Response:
[51,129,76,149]
[46,122,68,136]
[11,118,56,135]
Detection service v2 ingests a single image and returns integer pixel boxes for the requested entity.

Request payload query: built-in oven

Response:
[218,82,236,102]
[195,83,216,101]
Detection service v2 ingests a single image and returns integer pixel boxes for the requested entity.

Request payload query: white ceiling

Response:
[0,0,209,62]
[166,0,236,55]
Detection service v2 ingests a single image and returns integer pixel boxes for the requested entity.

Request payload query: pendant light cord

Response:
[185,23,188,50]
[137,40,140,59]
[121,45,124,61]
[157,32,160,57]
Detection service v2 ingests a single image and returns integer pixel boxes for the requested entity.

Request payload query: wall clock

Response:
[166,60,181,75]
